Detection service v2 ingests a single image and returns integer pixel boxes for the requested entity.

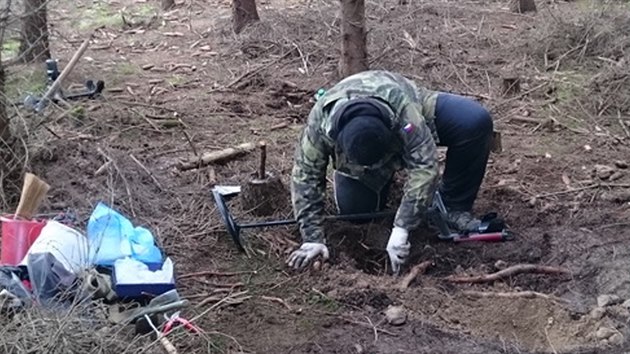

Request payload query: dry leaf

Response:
[561,173,571,187]
[163,32,184,37]
[402,30,416,49]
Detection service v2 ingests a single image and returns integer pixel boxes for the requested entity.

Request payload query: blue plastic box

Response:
[111,261,175,299]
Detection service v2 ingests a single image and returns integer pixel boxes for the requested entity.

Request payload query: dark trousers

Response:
[334,93,493,214]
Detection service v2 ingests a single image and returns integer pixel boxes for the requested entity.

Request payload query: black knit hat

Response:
[335,101,393,166]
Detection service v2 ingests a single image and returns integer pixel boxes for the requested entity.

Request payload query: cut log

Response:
[510,0,537,13]
[177,142,257,171]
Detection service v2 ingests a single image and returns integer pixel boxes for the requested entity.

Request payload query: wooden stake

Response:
[258,141,266,180]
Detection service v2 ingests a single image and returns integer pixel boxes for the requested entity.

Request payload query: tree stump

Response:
[502,76,521,96]
[241,142,288,216]
[510,0,537,13]
[241,173,288,216]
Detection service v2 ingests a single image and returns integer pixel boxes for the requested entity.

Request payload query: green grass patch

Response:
[5,64,47,101]
[73,3,123,31]
[2,38,20,58]
[306,289,339,312]
[72,2,157,31]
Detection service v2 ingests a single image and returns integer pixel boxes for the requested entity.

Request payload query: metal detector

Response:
[212,188,395,252]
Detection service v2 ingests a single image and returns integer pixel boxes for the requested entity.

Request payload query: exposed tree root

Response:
[399,261,434,289]
[445,264,570,284]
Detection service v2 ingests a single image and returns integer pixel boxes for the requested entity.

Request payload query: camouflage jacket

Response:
[291,70,440,243]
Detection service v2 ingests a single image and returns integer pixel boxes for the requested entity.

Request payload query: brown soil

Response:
[5,0,630,353]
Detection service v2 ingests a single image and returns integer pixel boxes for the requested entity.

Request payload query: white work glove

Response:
[286,242,330,270]
[386,227,410,276]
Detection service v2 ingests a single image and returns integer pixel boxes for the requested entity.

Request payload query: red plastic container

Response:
[0,214,46,265]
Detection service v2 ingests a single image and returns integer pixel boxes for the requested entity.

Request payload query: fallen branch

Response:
[129,154,164,191]
[462,290,569,303]
[313,310,398,337]
[177,142,259,171]
[178,270,257,279]
[399,261,433,289]
[261,296,292,311]
[445,264,570,284]
[532,182,630,199]
[191,291,251,314]
[269,122,290,131]
[220,51,294,90]
[192,279,245,288]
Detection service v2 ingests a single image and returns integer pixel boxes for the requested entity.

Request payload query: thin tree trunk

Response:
[232,0,259,34]
[339,0,368,78]
[0,1,9,142]
[161,0,175,10]
[510,0,537,13]
[19,0,50,62]
[0,54,7,143]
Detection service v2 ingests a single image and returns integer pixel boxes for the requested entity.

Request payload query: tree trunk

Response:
[510,0,537,13]
[19,0,50,62]
[339,0,368,78]
[161,0,175,10]
[232,0,259,34]
[0,52,8,143]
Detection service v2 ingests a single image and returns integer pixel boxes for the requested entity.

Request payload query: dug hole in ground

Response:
[1,0,630,353]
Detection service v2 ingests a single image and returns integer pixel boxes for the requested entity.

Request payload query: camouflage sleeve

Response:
[291,110,331,244]
[394,103,439,231]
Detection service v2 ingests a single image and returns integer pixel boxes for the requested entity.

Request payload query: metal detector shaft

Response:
[238,211,395,229]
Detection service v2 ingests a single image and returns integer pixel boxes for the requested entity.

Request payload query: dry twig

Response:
[129,154,164,191]
[462,290,569,303]
[445,264,570,283]
[178,270,257,279]
[261,296,292,311]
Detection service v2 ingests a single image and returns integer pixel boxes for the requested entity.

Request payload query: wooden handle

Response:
[39,35,92,105]
[160,336,178,354]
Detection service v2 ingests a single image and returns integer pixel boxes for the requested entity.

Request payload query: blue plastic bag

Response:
[87,202,162,266]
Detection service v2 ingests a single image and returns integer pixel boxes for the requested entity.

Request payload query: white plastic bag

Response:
[20,220,90,273]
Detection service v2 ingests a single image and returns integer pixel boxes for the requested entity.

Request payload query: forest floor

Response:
[3,0,630,353]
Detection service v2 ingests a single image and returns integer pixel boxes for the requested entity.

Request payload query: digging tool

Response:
[428,191,514,242]
[212,188,394,253]
[23,36,92,112]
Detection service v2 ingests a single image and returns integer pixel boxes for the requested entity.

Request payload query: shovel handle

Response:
[159,336,178,354]
[453,231,512,243]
